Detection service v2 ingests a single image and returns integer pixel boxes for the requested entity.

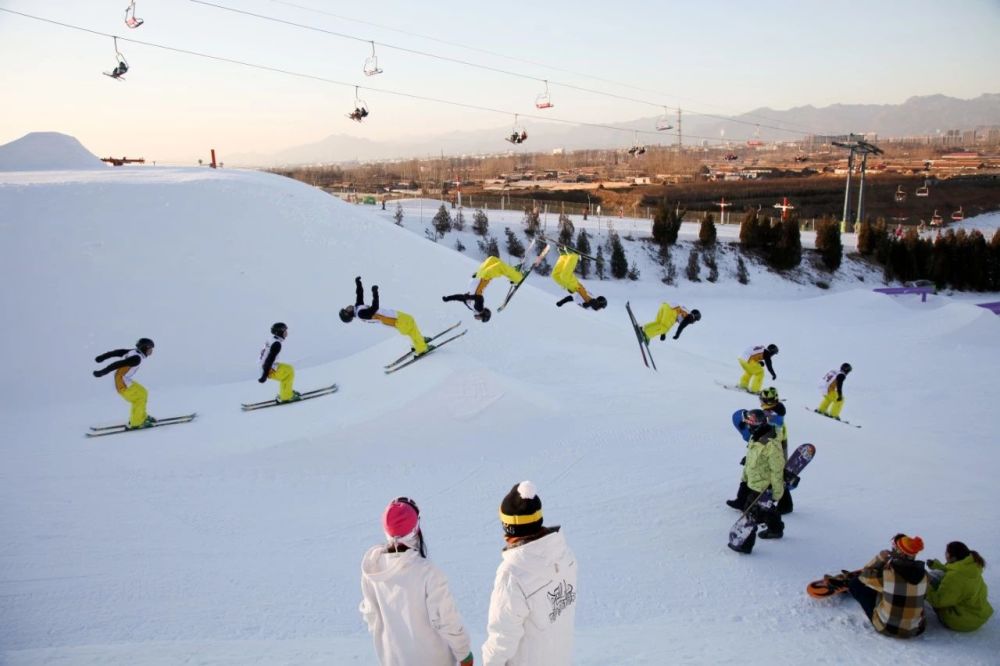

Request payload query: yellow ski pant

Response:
[738,358,765,393]
[477,257,524,285]
[818,389,844,418]
[118,382,148,428]
[268,362,296,402]
[642,304,679,341]
[395,312,427,355]
[552,253,592,301]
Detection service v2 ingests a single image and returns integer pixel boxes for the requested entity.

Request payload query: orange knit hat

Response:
[893,534,924,557]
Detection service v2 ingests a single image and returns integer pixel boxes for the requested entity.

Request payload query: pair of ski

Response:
[625,301,657,370]
[497,242,551,312]
[805,406,861,428]
[86,413,197,438]
[384,322,467,374]
[241,383,339,411]
[728,443,816,553]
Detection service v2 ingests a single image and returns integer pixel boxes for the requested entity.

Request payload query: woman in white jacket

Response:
[360,497,474,666]
[482,481,577,666]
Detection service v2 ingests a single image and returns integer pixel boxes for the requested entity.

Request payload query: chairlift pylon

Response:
[363,41,383,76]
[505,114,527,144]
[535,80,553,110]
[103,37,129,81]
[124,0,144,28]
[655,107,673,131]
[347,86,369,122]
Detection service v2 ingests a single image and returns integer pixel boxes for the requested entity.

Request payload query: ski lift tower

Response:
[832,135,883,233]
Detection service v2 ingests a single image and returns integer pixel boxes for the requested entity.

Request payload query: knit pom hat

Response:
[500,481,543,537]
[383,498,419,540]
[893,534,924,557]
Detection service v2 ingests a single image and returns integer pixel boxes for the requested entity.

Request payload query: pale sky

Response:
[2,0,998,163]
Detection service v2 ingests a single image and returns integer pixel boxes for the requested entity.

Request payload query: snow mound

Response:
[0,132,107,171]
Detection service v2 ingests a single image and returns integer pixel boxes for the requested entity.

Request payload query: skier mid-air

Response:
[341,276,432,356]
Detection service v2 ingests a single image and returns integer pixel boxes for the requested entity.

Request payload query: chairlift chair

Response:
[347,86,369,122]
[103,37,129,80]
[363,41,383,76]
[930,210,943,226]
[505,114,527,144]
[124,0,144,28]
[535,80,554,110]
[915,182,929,197]
[655,107,673,131]
[950,207,964,222]
[894,185,907,203]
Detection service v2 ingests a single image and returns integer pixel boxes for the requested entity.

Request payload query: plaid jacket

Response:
[859,555,928,638]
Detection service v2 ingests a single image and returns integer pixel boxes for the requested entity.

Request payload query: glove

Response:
[372,285,379,293]
[659,334,666,341]
[258,377,267,383]
[770,373,777,380]
[92,369,103,378]
[460,652,474,666]
[672,334,679,340]
[355,276,361,283]
[739,456,746,466]
[784,471,800,490]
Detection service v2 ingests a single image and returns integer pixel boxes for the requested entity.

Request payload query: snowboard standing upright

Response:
[728,443,816,553]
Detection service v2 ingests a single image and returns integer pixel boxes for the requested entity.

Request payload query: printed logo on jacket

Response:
[547,580,576,623]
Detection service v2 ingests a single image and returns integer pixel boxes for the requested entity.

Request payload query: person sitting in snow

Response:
[340,276,432,355]
[360,497,474,666]
[551,251,606,311]
[639,303,700,344]
[926,541,994,632]
[442,256,525,323]
[844,534,928,638]
[482,481,577,666]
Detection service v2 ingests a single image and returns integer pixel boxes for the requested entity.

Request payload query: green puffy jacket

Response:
[742,428,785,500]
[926,556,994,632]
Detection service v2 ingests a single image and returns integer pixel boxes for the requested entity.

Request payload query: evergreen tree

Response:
[432,204,451,237]
[477,234,501,259]
[558,213,575,247]
[739,209,760,249]
[704,250,719,282]
[627,262,640,280]
[609,232,628,278]
[454,237,466,253]
[652,200,682,246]
[504,227,526,259]
[522,207,541,239]
[576,228,592,278]
[857,220,876,255]
[699,212,717,246]
[472,208,489,237]
[815,217,843,271]
[686,248,701,281]
[595,246,606,280]
[767,218,802,270]
[931,230,953,288]
[988,229,1000,291]
[393,202,404,226]
[452,208,466,232]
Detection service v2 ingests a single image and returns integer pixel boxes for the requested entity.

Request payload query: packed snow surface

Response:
[0,132,107,172]
[1,164,997,665]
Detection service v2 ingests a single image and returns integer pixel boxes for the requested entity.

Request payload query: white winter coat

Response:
[360,545,471,666]
[482,529,577,666]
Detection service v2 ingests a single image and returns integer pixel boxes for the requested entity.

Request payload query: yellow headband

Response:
[499,509,543,525]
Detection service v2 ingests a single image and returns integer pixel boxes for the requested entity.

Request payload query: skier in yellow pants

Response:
[551,251,607,310]
[441,256,525,323]
[93,338,156,428]
[816,363,852,420]
[641,303,701,343]
[340,277,430,355]
[259,322,299,402]
[738,343,779,394]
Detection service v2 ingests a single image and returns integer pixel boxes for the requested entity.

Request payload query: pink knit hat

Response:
[382,498,419,539]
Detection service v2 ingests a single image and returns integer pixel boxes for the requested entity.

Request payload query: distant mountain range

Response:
[228,93,1000,167]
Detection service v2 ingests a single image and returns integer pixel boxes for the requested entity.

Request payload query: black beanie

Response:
[500,481,543,537]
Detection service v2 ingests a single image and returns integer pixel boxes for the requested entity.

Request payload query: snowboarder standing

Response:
[758,387,794,515]
[483,481,577,666]
[845,534,928,638]
[259,322,299,403]
[93,338,157,429]
[442,256,525,323]
[737,343,778,394]
[926,541,994,632]
[816,363,852,420]
[340,277,431,356]
[551,251,606,310]
[360,497,474,666]
[726,409,786,551]
[640,303,700,343]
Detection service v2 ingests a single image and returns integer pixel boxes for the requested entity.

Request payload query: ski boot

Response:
[278,391,302,403]
[759,528,784,539]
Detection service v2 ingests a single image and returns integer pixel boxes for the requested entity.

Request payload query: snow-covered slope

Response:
[0,132,107,171]
[1,165,997,665]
